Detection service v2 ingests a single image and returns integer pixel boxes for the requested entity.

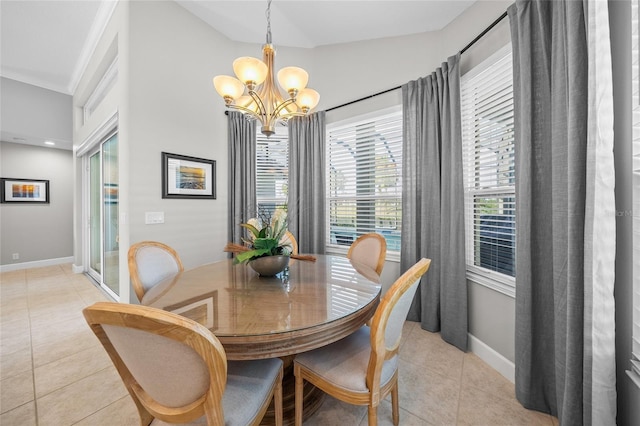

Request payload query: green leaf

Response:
[258,227,269,239]
[252,238,279,251]
[235,248,272,264]
[240,223,260,238]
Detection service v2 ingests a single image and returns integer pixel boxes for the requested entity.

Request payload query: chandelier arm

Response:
[248,90,268,119]
[278,111,306,120]
[226,104,261,120]
[269,98,298,124]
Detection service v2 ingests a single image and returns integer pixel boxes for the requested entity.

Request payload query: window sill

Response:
[466,268,515,298]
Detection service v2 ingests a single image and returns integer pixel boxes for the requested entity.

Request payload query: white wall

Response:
[127,0,234,271]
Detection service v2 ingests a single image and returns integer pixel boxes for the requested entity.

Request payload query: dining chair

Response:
[347,233,387,275]
[293,258,432,426]
[83,302,283,426]
[281,230,299,255]
[128,241,184,302]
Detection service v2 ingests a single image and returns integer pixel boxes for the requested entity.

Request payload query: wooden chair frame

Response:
[84,302,283,426]
[347,233,388,276]
[282,231,299,255]
[128,240,184,301]
[294,258,431,426]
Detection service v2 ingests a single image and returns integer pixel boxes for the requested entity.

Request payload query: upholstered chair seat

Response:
[294,327,398,395]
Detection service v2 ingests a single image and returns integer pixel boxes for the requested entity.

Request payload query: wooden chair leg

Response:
[275,367,283,426]
[368,405,378,426]
[294,367,304,426]
[391,381,399,426]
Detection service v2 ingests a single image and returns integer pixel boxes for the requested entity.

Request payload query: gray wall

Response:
[1,77,72,144]
[610,1,640,424]
[0,77,73,268]
[0,141,73,265]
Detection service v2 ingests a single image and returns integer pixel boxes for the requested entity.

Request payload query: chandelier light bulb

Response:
[277,67,309,97]
[233,57,268,87]
[213,75,245,103]
[297,88,320,112]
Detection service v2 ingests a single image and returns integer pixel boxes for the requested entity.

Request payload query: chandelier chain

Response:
[265,0,272,44]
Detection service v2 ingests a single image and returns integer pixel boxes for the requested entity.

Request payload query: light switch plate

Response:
[145,212,164,224]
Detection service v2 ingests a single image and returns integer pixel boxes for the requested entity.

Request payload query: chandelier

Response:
[213,0,320,137]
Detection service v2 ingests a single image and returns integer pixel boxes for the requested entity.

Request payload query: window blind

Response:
[461,44,516,293]
[326,109,403,255]
[629,0,640,389]
[256,129,288,217]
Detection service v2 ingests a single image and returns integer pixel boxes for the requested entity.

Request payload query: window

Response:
[256,127,288,217]
[83,57,118,124]
[326,107,403,259]
[461,44,516,296]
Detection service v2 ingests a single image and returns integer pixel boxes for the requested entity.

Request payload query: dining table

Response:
[141,254,382,425]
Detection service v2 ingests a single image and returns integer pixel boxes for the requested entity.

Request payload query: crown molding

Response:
[68,0,119,95]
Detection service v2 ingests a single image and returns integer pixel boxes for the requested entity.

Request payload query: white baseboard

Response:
[469,333,515,383]
[0,256,75,273]
[72,264,84,274]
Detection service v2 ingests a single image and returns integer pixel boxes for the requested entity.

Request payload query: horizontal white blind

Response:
[256,130,288,216]
[629,0,640,389]
[461,45,516,283]
[327,109,403,254]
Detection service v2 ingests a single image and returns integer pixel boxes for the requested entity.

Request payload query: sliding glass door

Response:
[86,132,119,298]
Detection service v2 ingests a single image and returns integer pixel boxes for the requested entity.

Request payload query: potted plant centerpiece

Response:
[233,209,293,276]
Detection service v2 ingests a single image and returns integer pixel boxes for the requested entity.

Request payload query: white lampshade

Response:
[213,75,244,100]
[233,57,268,85]
[297,88,320,111]
[277,67,309,94]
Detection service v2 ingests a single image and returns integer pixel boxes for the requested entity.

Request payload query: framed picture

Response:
[162,152,216,199]
[0,178,50,203]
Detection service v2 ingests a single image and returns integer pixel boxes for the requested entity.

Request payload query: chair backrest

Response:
[366,258,431,394]
[281,231,299,255]
[83,302,227,425]
[128,241,184,301]
[347,233,387,275]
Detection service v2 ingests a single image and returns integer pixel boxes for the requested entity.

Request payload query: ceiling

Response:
[0,0,475,150]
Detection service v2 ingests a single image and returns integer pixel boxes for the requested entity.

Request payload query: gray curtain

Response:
[227,112,256,246]
[509,1,590,423]
[401,54,467,351]
[288,111,326,254]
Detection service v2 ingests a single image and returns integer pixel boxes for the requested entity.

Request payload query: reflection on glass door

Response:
[87,132,119,298]
[103,134,119,294]
[89,152,101,275]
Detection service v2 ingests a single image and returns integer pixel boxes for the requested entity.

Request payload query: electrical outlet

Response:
[12,253,19,260]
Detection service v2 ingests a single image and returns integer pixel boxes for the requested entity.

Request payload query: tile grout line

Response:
[26,270,40,426]
[455,352,466,425]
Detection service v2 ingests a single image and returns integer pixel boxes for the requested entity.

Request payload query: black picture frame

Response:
[162,152,216,199]
[0,178,50,203]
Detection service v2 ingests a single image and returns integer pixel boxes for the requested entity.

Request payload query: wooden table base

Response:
[262,356,325,425]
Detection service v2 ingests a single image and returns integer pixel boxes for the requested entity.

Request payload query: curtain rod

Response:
[325,10,509,113]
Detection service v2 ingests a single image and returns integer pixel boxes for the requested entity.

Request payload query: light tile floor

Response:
[1,264,558,425]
